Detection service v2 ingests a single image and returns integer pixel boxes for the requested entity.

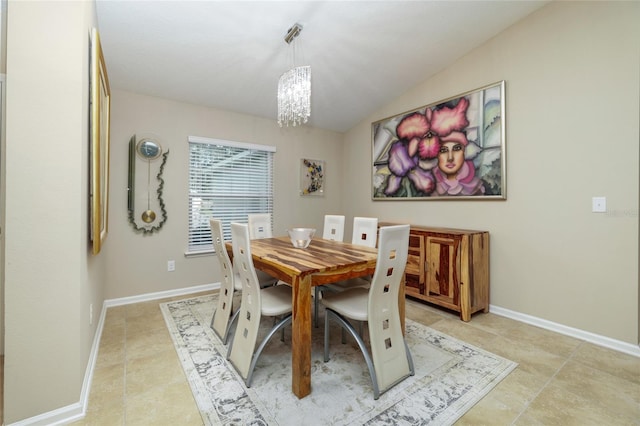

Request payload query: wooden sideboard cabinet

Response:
[380,223,490,322]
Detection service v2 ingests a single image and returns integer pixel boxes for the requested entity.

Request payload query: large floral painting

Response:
[372,81,506,200]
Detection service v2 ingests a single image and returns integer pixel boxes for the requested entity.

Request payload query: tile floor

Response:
[62,291,639,425]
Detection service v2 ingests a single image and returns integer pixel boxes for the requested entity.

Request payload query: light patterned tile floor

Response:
[64,292,639,425]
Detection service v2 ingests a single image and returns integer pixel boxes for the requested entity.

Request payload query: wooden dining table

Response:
[226,236,406,399]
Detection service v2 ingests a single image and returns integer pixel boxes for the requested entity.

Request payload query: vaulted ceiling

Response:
[96,1,548,133]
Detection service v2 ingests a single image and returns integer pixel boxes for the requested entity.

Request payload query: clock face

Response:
[136,139,162,160]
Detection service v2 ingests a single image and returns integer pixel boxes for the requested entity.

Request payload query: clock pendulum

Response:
[141,156,156,223]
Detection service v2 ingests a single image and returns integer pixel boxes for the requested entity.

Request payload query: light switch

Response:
[592,196,606,213]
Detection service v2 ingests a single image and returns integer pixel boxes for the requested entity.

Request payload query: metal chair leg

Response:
[246,314,292,387]
[324,308,380,399]
[225,309,240,357]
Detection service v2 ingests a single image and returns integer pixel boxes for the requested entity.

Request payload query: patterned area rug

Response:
[160,294,517,425]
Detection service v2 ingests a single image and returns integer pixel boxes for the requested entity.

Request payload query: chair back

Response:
[209,219,235,341]
[322,215,345,241]
[228,222,263,379]
[367,224,411,392]
[352,217,378,248]
[247,213,273,239]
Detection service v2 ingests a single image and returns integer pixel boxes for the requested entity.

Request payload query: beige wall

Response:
[3,0,106,423]
[342,1,639,344]
[105,90,344,299]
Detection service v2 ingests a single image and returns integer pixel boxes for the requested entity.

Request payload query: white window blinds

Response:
[188,136,275,253]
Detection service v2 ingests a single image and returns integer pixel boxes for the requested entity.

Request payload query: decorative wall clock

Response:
[127,134,169,233]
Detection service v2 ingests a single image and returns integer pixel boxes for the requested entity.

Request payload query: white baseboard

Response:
[104,282,219,307]
[6,403,83,426]
[490,304,640,358]
[6,283,220,426]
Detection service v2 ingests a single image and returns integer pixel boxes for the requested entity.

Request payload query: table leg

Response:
[291,274,312,398]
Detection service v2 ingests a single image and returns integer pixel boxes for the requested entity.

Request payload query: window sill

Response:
[184,249,215,258]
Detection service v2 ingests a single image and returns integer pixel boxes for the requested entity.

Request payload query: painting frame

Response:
[90,28,111,254]
[372,80,506,201]
[299,158,325,196]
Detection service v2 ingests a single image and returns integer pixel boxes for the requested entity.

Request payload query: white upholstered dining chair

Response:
[314,214,347,327]
[315,216,378,327]
[209,219,239,344]
[322,216,378,292]
[350,216,378,248]
[210,216,278,345]
[319,216,379,332]
[322,214,345,242]
[320,224,414,400]
[227,222,293,387]
[247,213,273,239]
[246,213,280,287]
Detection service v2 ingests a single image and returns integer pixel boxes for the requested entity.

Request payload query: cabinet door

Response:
[405,232,425,295]
[425,235,460,310]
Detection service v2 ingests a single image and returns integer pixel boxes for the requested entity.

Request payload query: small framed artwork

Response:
[300,158,325,196]
[90,28,111,254]
[372,80,506,200]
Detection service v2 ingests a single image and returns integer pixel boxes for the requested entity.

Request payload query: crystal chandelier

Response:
[278,23,311,127]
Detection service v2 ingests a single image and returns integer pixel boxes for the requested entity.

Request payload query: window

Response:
[188,136,275,253]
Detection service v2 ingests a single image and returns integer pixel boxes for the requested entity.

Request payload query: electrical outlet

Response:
[168,260,175,272]
[89,304,93,325]
[592,196,606,213]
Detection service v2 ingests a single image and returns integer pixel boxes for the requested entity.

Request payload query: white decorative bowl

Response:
[287,228,316,248]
